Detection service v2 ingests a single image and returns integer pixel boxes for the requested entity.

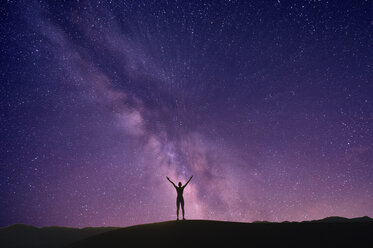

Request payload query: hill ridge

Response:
[1,216,372,248]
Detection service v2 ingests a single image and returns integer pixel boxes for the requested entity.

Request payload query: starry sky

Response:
[1,0,373,228]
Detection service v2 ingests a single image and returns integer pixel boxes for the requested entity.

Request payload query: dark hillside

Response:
[67,219,373,248]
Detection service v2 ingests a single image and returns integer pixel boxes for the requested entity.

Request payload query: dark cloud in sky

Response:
[1,0,372,227]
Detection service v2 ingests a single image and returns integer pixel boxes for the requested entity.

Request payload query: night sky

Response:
[1,0,373,228]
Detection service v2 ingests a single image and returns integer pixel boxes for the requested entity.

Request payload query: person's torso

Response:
[176,187,184,198]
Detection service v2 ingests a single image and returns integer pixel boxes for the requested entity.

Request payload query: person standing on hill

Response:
[166,175,193,220]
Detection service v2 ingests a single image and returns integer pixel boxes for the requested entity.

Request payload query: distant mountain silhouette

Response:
[1,217,372,248]
[0,224,118,248]
[307,215,373,223]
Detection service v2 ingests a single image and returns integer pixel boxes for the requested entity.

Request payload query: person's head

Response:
[178,182,182,187]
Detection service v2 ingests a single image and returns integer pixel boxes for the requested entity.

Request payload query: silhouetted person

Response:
[166,175,193,220]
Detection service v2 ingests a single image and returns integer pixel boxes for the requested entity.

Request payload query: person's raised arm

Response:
[166,176,177,188]
[183,175,193,188]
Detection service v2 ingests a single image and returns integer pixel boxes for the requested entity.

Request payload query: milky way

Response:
[1,0,373,227]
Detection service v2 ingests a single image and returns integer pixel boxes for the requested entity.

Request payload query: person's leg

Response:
[181,198,185,220]
[176,198,180,220]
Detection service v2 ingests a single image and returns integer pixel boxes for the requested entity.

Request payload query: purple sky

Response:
[1,0,372,227]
